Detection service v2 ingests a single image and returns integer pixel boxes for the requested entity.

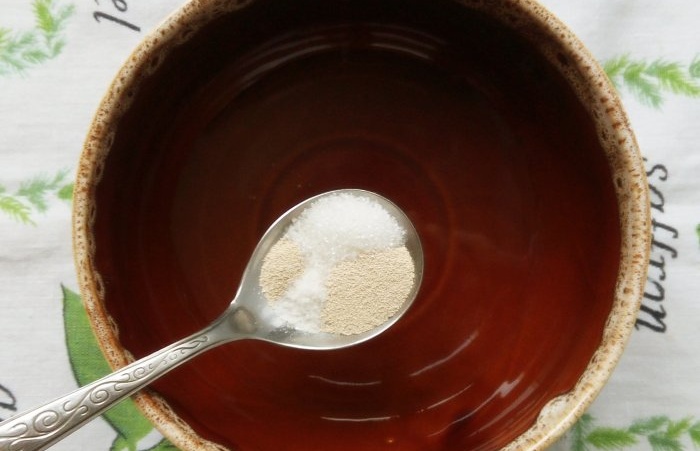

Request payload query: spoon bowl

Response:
[0,189,422,451]
[236,189,423,350]
[219,189,423,350]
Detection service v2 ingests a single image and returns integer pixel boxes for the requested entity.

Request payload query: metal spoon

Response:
[0,189,423,451]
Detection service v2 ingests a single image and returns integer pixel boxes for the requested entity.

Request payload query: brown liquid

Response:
[93,1,620,449]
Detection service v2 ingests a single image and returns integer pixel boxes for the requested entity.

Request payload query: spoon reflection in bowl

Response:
[0,189,423,451]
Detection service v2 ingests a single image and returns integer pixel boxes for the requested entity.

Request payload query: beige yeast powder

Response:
[321,246,415,335]
[259,239,304,301]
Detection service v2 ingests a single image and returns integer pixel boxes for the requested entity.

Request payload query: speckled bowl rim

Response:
[72,0,651,449]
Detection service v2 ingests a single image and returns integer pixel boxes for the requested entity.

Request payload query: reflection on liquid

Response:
[410,331,479,377]
[479,378,537,432]
[422,384,474,412]
[428,374,524,437]
[321,415,400,423]
[308,374,382,387]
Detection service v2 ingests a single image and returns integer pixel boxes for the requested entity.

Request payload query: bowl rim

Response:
[72,0,651,449]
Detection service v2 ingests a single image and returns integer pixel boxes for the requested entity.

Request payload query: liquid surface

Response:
[93,1,621,449]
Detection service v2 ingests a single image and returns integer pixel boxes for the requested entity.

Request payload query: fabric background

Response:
[0,0,698,449]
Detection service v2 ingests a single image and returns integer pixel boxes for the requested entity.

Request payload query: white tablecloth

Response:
[1,1,698,449]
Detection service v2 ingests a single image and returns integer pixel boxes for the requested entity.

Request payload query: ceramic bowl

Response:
[74,0,650,449]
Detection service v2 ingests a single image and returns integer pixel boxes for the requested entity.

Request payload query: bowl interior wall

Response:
[90,0,621,449]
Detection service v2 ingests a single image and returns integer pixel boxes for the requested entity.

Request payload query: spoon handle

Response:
[0,321,229,451]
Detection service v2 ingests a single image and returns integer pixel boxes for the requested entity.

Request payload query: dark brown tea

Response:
[93,0,620,449]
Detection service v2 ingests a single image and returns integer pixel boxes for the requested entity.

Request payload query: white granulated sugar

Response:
[260,192,411,334]
[286,193,406,263]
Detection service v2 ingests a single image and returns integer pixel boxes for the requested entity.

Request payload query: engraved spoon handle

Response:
[0,318,234,451]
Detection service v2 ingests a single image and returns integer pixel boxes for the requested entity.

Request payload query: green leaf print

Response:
[0,189,33,224]
[565,415,700,451]
[603,55,700,108]
[647,433,682,451]
[145,440,180,451]
[629,416,670,435]
[62,286,177,451]
[57,182,74,201]
[0,0,75,75]
[689,57,700,79]
[0,171,73,225]
[17,170,70,212]
[665,417,694,440]
[586,428,637,449]
[688,422,700,447]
